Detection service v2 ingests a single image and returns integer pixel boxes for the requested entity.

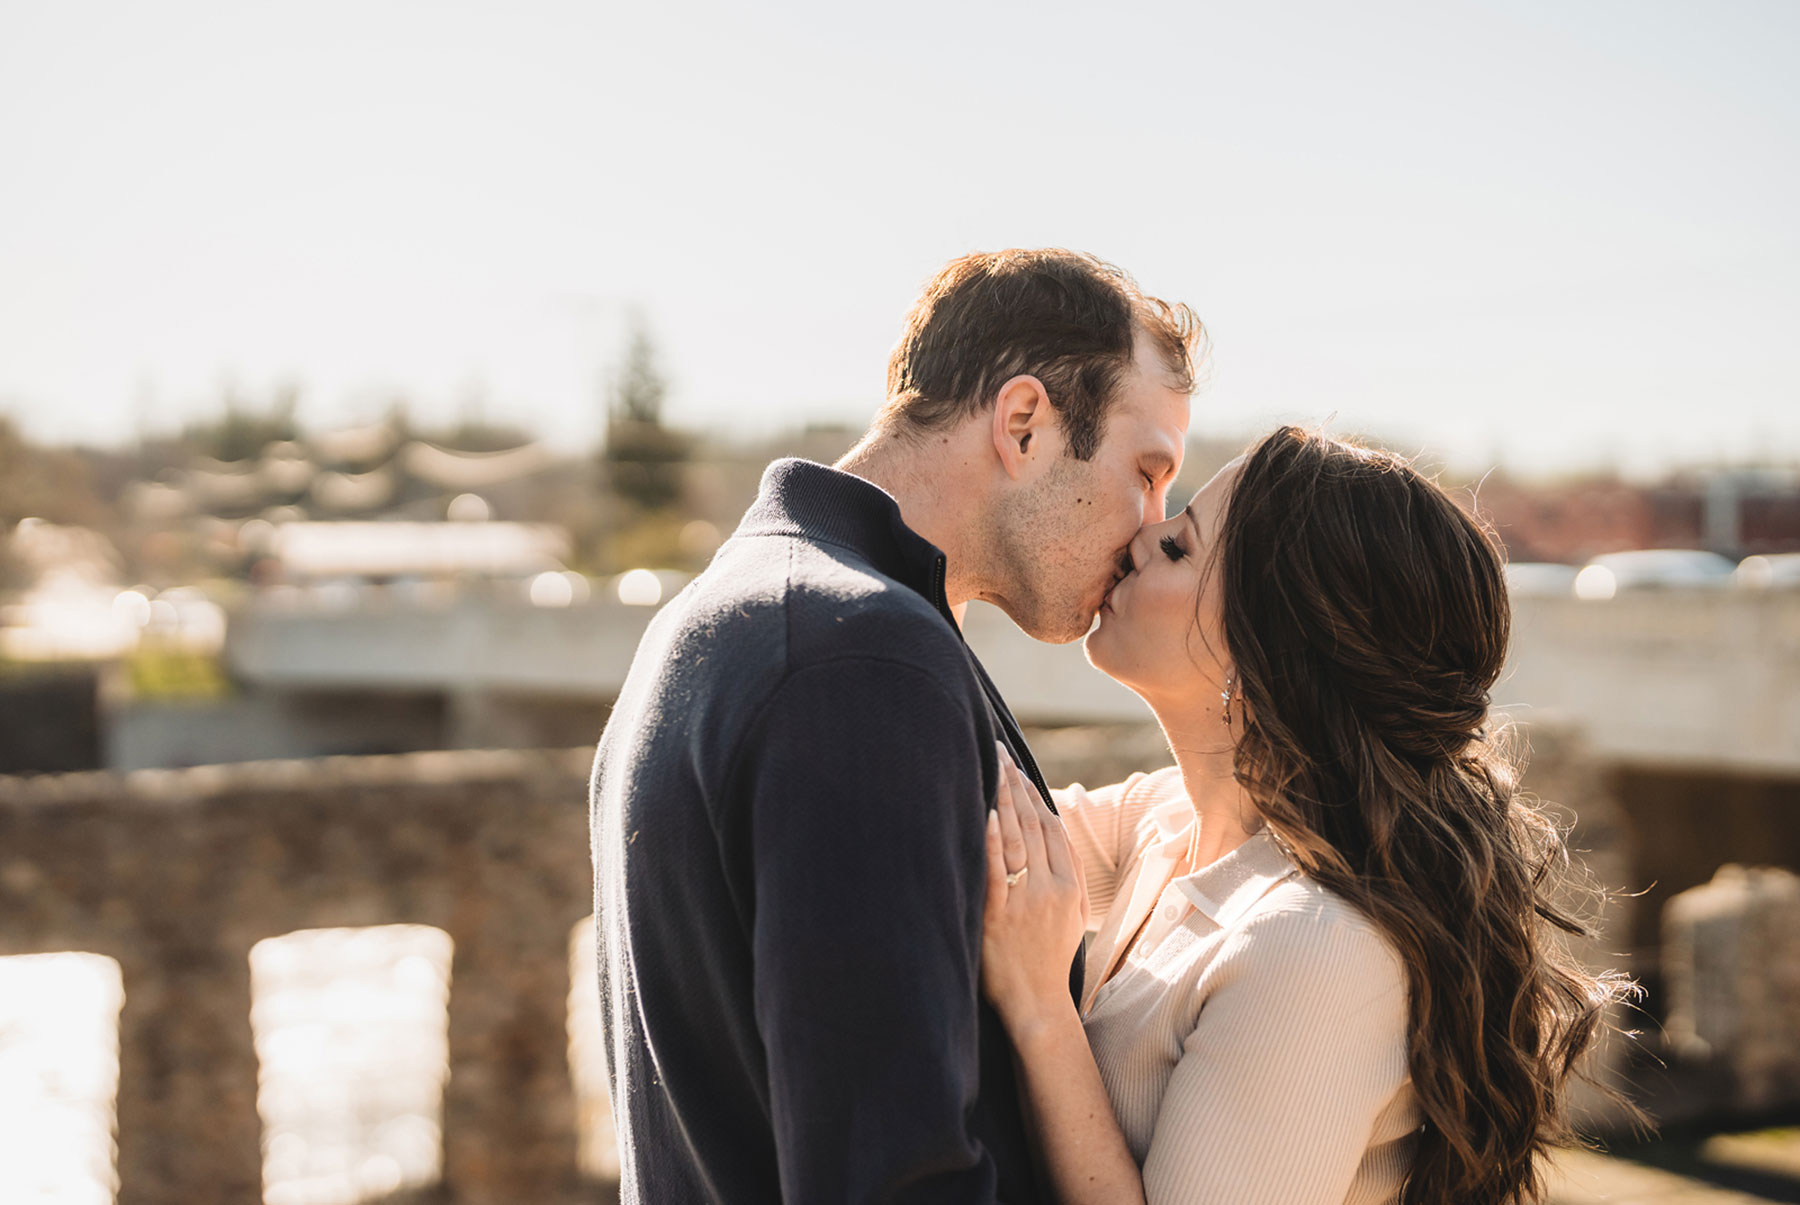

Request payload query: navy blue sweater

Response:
[591,459,1075,1203]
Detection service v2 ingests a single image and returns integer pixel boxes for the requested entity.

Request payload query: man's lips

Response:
[1099,551,1134,614]
[1100,574,1124,613]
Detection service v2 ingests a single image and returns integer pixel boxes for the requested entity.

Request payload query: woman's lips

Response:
[1100,554,1134,615]
[1100,577,1123,613]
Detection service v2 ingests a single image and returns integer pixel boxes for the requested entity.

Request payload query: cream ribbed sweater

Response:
[1054,767,1419,1205]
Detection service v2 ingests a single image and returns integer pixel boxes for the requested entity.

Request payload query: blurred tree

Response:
[0,415,110,528]
[608,510,695,575]
[183,384,300,462]
[433,380,534,453]
[602,319,691,513]
[0,414,118,592]
[383,397,416,444]
[613,320,668,426]
[432,418,537,453]
[0,528,22,593]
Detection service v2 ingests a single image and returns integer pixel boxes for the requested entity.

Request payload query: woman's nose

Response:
[1125,523,1159,574]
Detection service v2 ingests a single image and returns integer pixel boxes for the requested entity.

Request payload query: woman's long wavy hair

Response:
[1217,427,1633,1205]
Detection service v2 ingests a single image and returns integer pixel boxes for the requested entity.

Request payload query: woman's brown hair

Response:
[1218,426,1633,1205]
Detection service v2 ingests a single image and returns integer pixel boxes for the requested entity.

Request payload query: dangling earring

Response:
[1220,672,1234,728]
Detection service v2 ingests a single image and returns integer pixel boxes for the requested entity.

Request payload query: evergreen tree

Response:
[603,319,689,512]
[183,385,300,463]
[613,323,668,425]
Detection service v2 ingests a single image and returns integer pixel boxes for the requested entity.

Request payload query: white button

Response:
[1162,905,1179,920]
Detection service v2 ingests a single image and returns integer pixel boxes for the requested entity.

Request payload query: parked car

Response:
[1502,562,1579,596]
[1735,553,1800,589]
[1573,549,1737,600]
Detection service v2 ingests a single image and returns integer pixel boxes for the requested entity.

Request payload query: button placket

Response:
[1133,888,1186,954]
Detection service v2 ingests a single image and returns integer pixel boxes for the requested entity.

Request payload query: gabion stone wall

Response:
[0,721,1625,1201]
[1664,864,1800,1110]
[0,748,596,1205]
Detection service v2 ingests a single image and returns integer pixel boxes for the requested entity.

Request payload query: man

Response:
[591,249,1202,1202]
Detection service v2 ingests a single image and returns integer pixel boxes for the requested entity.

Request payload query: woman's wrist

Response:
[999,994,1085,1052]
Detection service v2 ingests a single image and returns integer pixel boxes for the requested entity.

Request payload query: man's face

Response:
[993,335,1191,643]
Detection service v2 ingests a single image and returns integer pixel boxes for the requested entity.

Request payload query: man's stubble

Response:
[986,454,1109,645]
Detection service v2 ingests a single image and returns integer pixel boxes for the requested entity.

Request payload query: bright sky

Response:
[1,0,1795,476]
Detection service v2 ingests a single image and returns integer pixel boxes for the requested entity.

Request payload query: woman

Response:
[981,426,1630,1205]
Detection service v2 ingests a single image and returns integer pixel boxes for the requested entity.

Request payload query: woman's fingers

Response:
[995,745,1028,873]
[1013,766,1072,881]
[1007,758,1049,873]
[1039,808,1074,884]
[1009,759,1056,875]
[984,809,1008,903]
[995,747,1081,910]
[1067,831,1091,929]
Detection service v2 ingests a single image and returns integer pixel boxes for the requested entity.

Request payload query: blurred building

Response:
[1476,466,1800,563]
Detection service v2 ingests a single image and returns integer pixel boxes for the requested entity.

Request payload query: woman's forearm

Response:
[1005,999,1147,1205]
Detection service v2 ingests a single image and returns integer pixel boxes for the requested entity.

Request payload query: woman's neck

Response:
[1149,702,1260,870]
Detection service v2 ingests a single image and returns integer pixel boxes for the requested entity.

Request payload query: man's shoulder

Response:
[685,530,966,664]
[782,539,972,674]
[626,532,987,762]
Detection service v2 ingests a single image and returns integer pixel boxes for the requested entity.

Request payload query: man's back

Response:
[591,460,1049,1203]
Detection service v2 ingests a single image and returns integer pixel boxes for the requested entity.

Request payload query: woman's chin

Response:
[1082,618,1116,671]
[1085,621,1155,698]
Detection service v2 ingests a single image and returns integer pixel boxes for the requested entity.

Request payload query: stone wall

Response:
[1609,765,1800,953]
[1664,865,1800,1111]
[0,722,1634,1202]
[0,747,596,1205]
[1512,726,1641,1127]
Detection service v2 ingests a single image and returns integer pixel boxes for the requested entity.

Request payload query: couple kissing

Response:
[590,248,1628,1205]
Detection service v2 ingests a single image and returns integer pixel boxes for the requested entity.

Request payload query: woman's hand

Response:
[981,746,1089,1036]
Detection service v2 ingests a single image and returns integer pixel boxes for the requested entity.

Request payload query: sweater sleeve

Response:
[1051,774,1145,930]
[743,656,1005,1205]
[1140,911,1412,1205]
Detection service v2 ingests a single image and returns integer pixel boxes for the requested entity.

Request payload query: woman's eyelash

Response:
[1160,535,1187,561]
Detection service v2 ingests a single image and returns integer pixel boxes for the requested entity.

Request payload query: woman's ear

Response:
[990,374,1054,480]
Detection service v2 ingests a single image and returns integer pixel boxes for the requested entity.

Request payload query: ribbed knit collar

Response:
[1172,828,1299,929]
[732,458,951,614]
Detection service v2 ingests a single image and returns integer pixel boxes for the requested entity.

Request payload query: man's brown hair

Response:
[878,249,1205,460]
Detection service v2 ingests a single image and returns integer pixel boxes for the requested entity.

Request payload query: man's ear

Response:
[990,374,1055,481]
